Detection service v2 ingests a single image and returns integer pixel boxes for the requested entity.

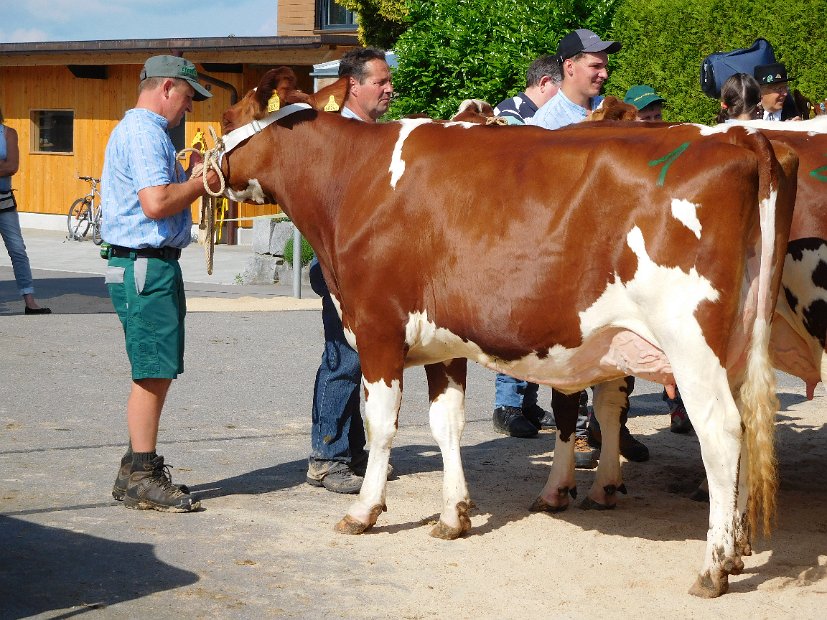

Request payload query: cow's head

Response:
[222,67,349,132]
[587,96,639,122]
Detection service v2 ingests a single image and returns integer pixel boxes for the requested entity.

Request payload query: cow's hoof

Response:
[430,501,472,539]
[580,496,615,511]
[335,514,372,535]
[430,520,464,539]
[688,571,728,598]
[722,556,745,575]
[529,496,568,513]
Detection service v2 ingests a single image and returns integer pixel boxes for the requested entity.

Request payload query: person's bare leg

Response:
[127,378,172,452]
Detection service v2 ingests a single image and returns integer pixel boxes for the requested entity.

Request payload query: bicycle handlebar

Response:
[79,176,101,183]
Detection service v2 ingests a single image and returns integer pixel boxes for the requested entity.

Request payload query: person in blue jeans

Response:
[0,110,50,315]
[304,47,394,494]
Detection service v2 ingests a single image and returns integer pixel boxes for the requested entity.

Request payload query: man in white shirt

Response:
[754,62,800,121]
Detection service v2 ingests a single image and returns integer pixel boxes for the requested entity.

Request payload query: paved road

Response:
[0,228,822,618]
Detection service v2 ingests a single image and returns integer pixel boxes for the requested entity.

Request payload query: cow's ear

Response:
[306,77,349,113]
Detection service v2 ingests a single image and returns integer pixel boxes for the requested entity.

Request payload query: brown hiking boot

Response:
[123,456,200,513]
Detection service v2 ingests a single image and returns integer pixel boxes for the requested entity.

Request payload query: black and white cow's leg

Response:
[424,359,472,539]
[336,354,403,535]
[582,377,631,509]
[531,389,580,513]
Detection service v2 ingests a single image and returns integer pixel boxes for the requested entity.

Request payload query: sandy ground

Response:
[1,308,826,618]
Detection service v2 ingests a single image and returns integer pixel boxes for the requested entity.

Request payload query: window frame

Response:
[30,109,74,155]
[316,0,357,31]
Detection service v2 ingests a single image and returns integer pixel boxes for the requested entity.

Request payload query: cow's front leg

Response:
[425,359,471,539]
[336,365,402,535]
[581,378,630,510]
[531,389,579,513]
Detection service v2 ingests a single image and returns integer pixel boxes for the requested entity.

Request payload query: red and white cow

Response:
[728,118,827,395]
[216,68,797,597]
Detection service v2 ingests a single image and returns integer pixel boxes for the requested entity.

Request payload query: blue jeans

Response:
[494,373,538,409]
[308,259,365,464]
[0,208,35,296]
[495,373,588,437]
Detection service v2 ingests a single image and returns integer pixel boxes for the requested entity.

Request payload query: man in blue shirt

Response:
[104,55,219,512]
[529,29,620,130]
[530,30,650,465]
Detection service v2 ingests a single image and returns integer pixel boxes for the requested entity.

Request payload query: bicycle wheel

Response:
[92,207,103,245]
[67,198,91,240]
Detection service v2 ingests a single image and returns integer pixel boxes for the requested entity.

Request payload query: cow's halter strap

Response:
[220,102,313,155]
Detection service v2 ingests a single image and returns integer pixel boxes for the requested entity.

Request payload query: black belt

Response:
[109,245,182,260]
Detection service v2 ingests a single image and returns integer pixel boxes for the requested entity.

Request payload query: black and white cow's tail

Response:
[735,129,798,536]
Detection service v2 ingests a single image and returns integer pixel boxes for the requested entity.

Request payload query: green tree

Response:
[391,0,621,119]
[338,0,408,49]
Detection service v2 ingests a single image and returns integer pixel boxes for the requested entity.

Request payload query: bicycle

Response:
[67,175,103,245]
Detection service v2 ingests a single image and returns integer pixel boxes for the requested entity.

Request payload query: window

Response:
[31,110,73,154]
[317,0,357,30]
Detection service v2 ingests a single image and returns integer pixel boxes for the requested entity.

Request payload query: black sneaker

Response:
[522,404,548,431]
[123,456,200,512]
[493,406,538,438]
[670,405,693,434]
[306,461,363,494]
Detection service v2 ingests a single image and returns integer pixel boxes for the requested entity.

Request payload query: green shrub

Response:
[607,0,827,123]
[391,0,620,119]
[283,235,315,268]
[337,0,408,48]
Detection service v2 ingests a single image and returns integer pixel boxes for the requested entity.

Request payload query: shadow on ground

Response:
[0,515,198,618]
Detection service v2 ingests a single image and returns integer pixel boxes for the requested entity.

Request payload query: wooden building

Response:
[0,0,358,241]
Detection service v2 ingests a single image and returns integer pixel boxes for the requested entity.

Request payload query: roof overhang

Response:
[0,34,358,67]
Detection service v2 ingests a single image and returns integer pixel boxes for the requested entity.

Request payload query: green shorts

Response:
[106,255,186,380]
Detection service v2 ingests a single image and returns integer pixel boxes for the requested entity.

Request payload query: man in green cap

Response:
[103,55,219,512]
[624,84,666,121]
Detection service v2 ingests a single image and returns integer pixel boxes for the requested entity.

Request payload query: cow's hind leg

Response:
[531,389,580,513]
[581,378,630,510]
[425,359,472,539]
[336,358,403,535]
[677,368,743,598]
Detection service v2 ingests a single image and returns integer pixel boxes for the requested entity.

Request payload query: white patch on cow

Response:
[697,116,827,136]
[329,294,358,350]
[580,226,719,360]
[226,178,266,204]
[444,121,476,129]
[671,198,702,239]
[389,118,431,189]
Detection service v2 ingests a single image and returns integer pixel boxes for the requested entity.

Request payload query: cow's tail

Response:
[735,129,797,536]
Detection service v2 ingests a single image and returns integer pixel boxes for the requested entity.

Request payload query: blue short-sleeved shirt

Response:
[528,90,604,130]
[101,108,191,249]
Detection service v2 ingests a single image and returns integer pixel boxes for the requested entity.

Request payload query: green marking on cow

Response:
[811,160,827,182]
[649,142,690,187]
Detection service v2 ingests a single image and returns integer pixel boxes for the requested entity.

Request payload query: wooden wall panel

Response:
[277,0,316,36]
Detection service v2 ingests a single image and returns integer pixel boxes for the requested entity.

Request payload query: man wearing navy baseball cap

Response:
[529,29,621,130]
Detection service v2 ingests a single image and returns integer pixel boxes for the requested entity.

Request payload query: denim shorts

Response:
[106,256,186,380]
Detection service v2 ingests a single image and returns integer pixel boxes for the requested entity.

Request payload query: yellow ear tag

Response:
[267,93,281,113]
[324,95,340,112]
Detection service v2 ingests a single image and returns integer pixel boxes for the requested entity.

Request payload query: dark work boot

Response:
[588,425,650,462]
[493,406,538,438]
[306,460,363,494]
[123,455,200,513]
[112,444,133,501]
